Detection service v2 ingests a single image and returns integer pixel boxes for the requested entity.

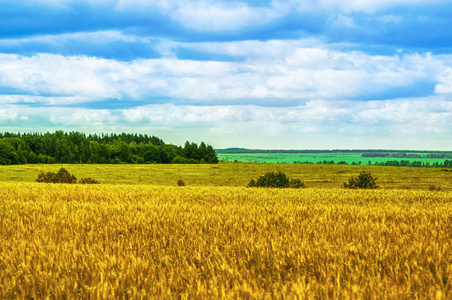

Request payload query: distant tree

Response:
[0,140,16,165]
[16,145,28,164]
[0,131,218,165]
[118,141,132,163]
[205,145,219,164]
[158,149,172,164]
[172,156,199,164]
[182,141,195,159]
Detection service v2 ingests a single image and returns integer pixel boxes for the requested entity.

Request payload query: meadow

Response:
[1,163,452,298]
[1,162,452,189]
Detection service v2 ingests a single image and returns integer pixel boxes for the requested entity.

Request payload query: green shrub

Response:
[248,171,304,188]
[343,171,378,189]
[177,179,185,186]
[36,171,57,183]
[247,179,256,187]
[289,178,305,188]
[36,168,77,184]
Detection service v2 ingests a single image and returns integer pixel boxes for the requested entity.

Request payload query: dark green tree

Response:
[0,131,218,165]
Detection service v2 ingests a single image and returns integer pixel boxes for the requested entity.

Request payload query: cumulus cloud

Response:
[2,0,450,57]
[1,45,451,105]
[1,0,452,149]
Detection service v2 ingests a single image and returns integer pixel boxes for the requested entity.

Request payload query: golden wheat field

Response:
[1,164,452,299]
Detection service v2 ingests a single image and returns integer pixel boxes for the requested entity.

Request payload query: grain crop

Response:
[1,182,451,299]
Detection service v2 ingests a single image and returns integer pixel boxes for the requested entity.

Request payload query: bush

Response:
[36,171,56,183]
[36,168,99,184]
[343,171,378,189]
[289,178,305,188]
[428,185,441,191]
[177,179,185,186]
[36,167,77,184]
[248,179,256,187]
[248,171,304,188]
[79,177,100,184]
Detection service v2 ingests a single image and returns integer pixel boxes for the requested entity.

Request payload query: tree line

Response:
[294,159,452,168]
[0,131,218,165]
[217,148,452,156]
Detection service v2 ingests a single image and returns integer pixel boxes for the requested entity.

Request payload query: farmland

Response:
[217,151,452,165]
[1,163,452,298]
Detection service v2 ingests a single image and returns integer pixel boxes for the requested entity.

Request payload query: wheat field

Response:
[1,180,451,299]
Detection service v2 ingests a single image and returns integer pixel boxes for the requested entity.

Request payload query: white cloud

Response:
[376,15,403,24]
[0,109,21,122]
[13,0,446,14]
[0,30,145,46]
[115,0,287,31]
[435,68,452,94]
[8,0,448,34]
[169,2,275,31]
[332,15,356,28]
[49,108,116,124]
[117,99,452,137]
[1,0,451,149]
[0,53,126,99]
[2,96,452,149]
[291,0,446,14]
[1,47,451,104]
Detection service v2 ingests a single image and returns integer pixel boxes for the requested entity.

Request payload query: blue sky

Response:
[1,0,452,149]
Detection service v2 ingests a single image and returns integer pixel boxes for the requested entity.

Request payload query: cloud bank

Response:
[1,0,452,149]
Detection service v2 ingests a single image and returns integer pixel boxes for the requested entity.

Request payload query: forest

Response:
[0,131,218,165]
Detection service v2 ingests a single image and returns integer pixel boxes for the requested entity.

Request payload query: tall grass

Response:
[1,183,451,298]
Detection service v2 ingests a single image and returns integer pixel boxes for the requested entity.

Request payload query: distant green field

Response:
[217,152,449,165]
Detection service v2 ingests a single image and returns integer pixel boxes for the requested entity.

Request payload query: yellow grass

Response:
[1,162,452,189]
[1,182,452,299]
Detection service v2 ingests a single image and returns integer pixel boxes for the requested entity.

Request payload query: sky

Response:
[1,0,452,150]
